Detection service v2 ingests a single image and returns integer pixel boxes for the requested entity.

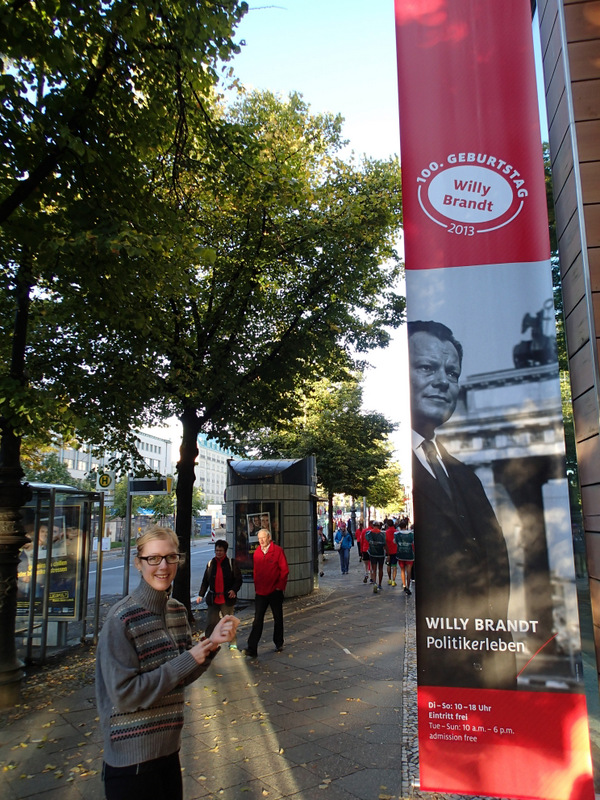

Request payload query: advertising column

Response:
[394,2,595,798]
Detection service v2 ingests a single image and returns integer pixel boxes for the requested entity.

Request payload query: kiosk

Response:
[225,458,317,600]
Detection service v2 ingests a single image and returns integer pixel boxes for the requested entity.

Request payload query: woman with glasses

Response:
[95,526,239,800]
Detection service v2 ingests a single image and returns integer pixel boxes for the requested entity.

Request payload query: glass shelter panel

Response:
[234,501,281,581]
[17,487,93,621]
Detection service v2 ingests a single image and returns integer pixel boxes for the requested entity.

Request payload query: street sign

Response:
[96,471,116,492]
[129,477,172,495]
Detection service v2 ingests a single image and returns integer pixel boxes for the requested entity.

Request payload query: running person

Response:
[395,519,415,595]
[366,521,386,593]
[358,522,371,583]
[384,519,398,586]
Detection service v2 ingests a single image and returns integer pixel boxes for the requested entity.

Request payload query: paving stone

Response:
[1,557,521,800]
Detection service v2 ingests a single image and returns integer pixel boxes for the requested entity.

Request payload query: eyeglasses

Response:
[138,553,182,566]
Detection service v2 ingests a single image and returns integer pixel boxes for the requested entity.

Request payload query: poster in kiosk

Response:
[394,2,595,799]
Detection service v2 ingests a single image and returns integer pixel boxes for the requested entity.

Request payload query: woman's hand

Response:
[188,616,240,665]
[189,637,217,665]
[211,615,240,644]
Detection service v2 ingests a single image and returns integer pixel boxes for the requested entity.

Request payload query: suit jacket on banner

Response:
[412,444,516,690]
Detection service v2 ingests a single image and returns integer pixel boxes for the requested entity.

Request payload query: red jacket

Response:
[360,527,374,553]
[385,526,398,555]
[253,542,289,595]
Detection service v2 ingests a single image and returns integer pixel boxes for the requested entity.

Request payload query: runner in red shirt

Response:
[384,519,398,586]
[359,521,373,583]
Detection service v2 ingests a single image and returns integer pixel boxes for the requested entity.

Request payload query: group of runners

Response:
[355,518,414,595]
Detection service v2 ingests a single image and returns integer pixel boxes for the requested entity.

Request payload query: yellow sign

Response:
[97,471,116,491]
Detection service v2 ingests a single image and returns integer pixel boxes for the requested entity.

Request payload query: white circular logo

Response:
[415,152,528,234]
[428,166,513,223]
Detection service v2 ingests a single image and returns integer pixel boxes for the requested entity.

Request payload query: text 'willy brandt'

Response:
[425,617,539,633]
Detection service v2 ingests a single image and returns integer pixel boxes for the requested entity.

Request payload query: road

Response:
[87,539,216,599]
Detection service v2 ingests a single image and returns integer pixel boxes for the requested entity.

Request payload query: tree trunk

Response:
[0,257,33,706]
[172,408,199,622]
[0,426,31,707]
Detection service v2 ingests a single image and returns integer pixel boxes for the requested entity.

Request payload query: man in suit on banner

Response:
[408,320,516,689]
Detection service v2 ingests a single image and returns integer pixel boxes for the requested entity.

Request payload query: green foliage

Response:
[1,0,248,453]
[110,477,143,518]
[241,375,397,503]
[108,476,205,520]
[20,438,56,475]
[145,89,404,605]
[77,472,97,491]
[191,486,206,516]
[0,0,248,224]
[144,483,205,520]
[2,16,403,607]
[22,451,78,486]
[146,491,175,521]
[365,462,406,514]
[158,89,404,441]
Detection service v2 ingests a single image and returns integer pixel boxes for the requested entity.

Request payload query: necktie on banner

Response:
[421,439,452,499]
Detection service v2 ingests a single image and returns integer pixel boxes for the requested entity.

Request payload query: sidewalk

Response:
[1,551,418,800]
[3,551,591,800]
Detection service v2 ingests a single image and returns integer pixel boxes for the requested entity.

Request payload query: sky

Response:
[229,0,402,162]
[147,1,549,482]
[230,0,410,474]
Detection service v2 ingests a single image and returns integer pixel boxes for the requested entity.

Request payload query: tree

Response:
[22,452,78,487]
[144,90,404,609]
[240,375,398,539]
[110,478,147,520]
[365,462,406,516]
[110,478,204,524]
[146,483,205,522]
[3,36,403,638]
[1,0,249,456]
[0,0,248,704]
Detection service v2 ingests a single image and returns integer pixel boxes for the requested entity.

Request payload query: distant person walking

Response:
[355,521,366,566]
[197,539,243,650]
[244,529,289,658]
[318,525,327,576]
[395,519,415,595]
[334,522,353,574]
[96,526,238,800]
[366,521,386,593]
[358,522,372,583]
[384,519,398,586]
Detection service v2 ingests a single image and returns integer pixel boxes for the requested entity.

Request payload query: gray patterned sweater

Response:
[96,578,215,767]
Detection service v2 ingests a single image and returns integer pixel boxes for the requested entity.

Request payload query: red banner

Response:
[395,2,595,798]
[419,687,593,800]
[396,0,549,269]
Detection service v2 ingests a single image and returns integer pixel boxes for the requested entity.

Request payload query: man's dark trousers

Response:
[247,590,284,653]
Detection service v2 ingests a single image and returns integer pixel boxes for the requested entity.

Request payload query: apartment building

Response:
[57,431,172,483]
[195,433,234,506]
[57,429,234,506]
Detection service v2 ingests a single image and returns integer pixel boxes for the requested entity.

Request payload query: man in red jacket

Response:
[244,529,289,658]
